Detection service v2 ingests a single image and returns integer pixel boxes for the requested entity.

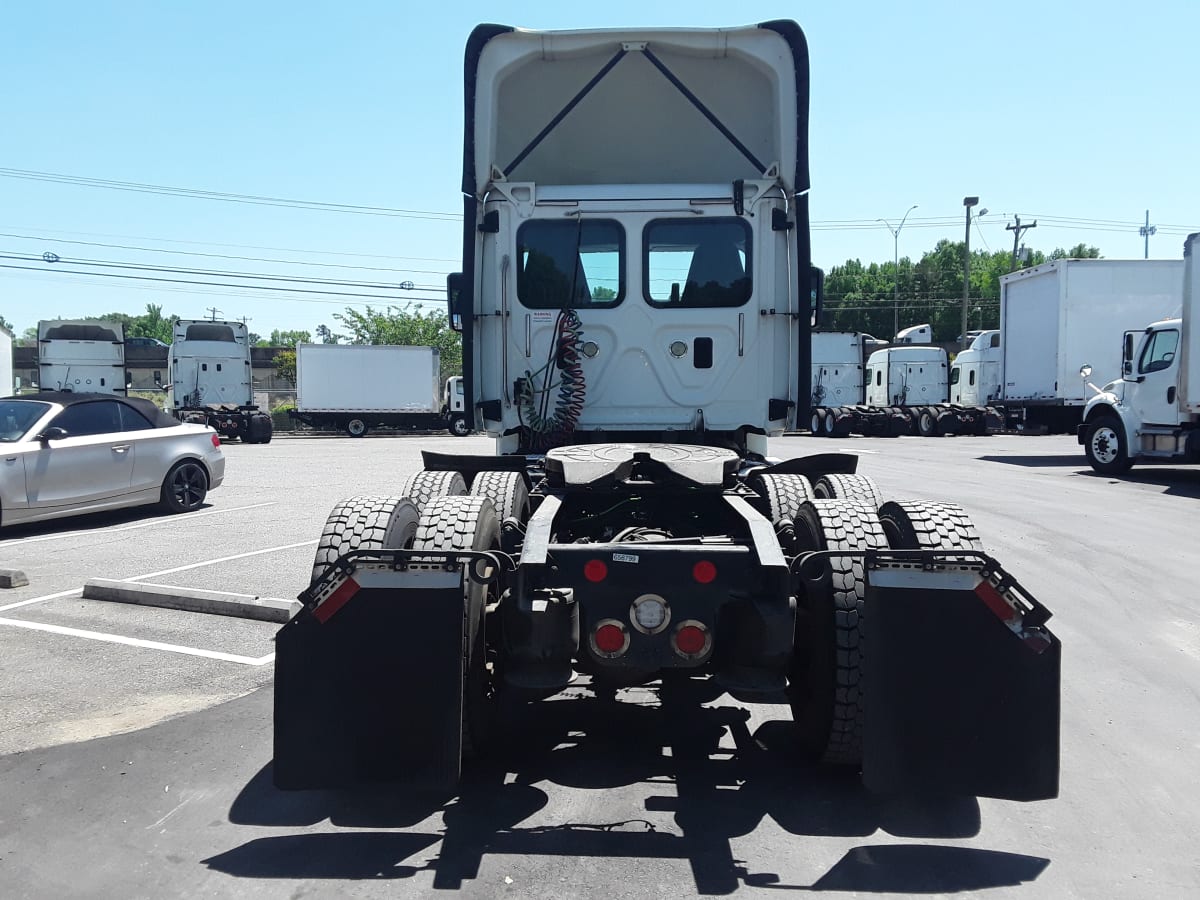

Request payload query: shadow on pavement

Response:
[209,679,1047,895]
[977,454,1087,468]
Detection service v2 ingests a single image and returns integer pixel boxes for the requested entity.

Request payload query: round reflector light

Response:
[675,624,707,656]
[692,560,717,584]
[583,559,608,583]
[632,595,668,632]
[594,622,626,654]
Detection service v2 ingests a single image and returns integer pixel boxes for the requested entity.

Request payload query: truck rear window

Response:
[517,220,624,309]
[644,218,752,308]
[184,324,238,342]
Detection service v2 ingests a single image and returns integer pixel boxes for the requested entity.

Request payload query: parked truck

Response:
[1080,233,1199,473]
[288,343,468,436]
[273,21,1059,803]
[37,319,126,395]
[997,258,1183,433]
[950,330,1002,407]
[812,344,997,437]
[168,320,273,443]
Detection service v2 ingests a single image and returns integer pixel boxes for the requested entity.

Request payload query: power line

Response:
[0,167,462,221]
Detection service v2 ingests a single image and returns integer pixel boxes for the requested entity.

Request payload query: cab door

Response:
[1134,327,1181,426]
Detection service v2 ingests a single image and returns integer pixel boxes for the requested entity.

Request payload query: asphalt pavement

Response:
[1,432,1198,898]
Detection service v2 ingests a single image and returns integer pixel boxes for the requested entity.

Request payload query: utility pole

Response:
[878,204,918,339]
[962,197,978,351]
[1007,216,1037,271]
[1139,210,1156,259]
[206,307,222,322]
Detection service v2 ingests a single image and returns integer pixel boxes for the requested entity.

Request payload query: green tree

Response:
[274,349,297,384]
[333,305,462,380]
[591,286,617,301]
[269,328,312,346]
[1050,243,1101,260]
[315,324,342,344]
[0,315,12,331]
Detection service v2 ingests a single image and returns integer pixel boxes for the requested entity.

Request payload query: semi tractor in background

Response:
[288,343,468,437]
[995,258,1183,433]
[37,319,127,395]
[810,339,997,437]
[1081,233,1200,474]
[273,21,1059,804]
[167,320,273,443]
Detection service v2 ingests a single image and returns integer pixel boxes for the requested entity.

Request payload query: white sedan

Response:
[1,392,226,528]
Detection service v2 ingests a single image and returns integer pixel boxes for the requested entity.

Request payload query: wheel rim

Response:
[171,465,205,508]
[452,417,470,436]
[348,419,365,436]
[1091,426,1120,464]
[811,412,822,433]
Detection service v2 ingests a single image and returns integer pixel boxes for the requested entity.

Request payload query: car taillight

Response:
[211,434,221,448]
[692,560,717,584]
[590,619,629,658]
[672,621,711,659]
[583,559,608,583]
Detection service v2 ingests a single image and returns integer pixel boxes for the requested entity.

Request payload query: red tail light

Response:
[590,619,629,658]
[583,559,608,583]
[211,434,221,448]
[692,560,717,584]
[673,621,711,659]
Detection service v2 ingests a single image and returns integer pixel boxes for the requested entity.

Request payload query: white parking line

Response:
[124,540,318,582]
[0,587,83,614]
[0,502,277,548]
[0,616,274,666]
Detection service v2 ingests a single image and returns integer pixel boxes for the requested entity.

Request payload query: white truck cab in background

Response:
[950,330,1001,406]
[1080,232,1200,474]
[37,320,126,395]
[893,323,931,344]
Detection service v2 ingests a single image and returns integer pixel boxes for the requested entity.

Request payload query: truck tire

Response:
[469,471,530,523]
[829,408,852,438]
[749,473,815,524]
[310,495,420,585]
[449,415,472,437]
[812,473,883,509]
[878,500,982,561]
[1084,414,1133,475]
[810,409,826,435]
[245,414,273,444]
[413,496,501,757]
[917,407,937,437]
[345,418,369,438]
[399,470,468,512]
[935,411,960,437]
[159,460,208,513]
[886,412,909,437]
[790,499,887,765]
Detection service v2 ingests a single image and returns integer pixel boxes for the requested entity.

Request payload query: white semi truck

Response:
[998,258,1183,433]
[168,320,273,443]
[812,344,997,437]
[950,330,1002,407]
[288,343,468,437]
[1080,233,1200,474]
[273,21,1059,803]
[37,319,126,395]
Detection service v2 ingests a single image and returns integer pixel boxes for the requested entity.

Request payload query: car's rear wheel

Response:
[160,461,208,513]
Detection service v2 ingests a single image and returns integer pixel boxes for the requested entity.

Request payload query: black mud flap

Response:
[862,566,1060,801]
[273,567,467,792]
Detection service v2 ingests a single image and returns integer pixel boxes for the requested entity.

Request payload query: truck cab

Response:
[865,346,948,407]
[1080,231,1200,473]
[950,330,1001,406]
[894,323,932,344]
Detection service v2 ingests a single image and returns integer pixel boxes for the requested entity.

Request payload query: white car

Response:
[1,392,225,528]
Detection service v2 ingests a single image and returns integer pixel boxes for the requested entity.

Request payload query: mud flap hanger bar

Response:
[297,547,516,614]
[790,548,1054,642]
[501,45,768,179]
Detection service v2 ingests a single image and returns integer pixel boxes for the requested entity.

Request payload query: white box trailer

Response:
[999,259,1183,431]
[292,344,465,437]
[37,319,126,395]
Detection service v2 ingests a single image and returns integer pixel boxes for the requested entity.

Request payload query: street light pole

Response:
[962,196,978,351]
[878,204,918,339]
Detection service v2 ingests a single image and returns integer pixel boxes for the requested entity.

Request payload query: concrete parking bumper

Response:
[83,579,300,623]
[0,569,30,588]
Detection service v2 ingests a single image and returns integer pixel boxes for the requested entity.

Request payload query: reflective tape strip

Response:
[313,577,359,624]
[974,579,1019,625]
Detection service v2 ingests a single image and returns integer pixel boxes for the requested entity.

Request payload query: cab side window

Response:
[1138,329,1179,374]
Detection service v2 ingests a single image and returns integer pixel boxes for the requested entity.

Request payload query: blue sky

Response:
[2,1,1197,339]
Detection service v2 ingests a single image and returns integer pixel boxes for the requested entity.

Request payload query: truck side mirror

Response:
[446,272,465,333]
[1122,332,1135,377]
[810,265,824,326]
[1079,364,1092,380]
